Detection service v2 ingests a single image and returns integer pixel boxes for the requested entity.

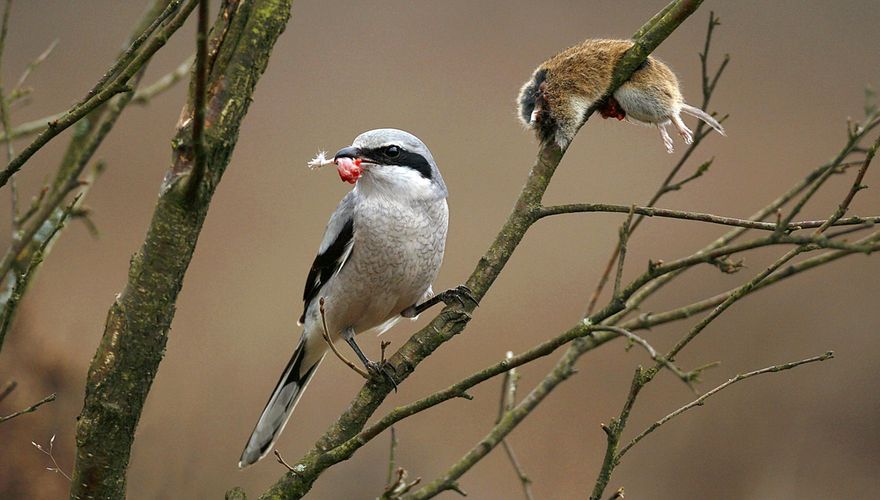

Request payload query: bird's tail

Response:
[680,103,726,136]
[238,337,324,468]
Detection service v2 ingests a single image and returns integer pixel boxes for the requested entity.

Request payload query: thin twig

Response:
[188,0,208,200]
[0,0,17,223]
[496,352,534,500]
[386,427,398,488]
[131,55,194,104]
[603,112,880,327]
[619,232,880,332]
[0,61,191,144]
[32,433,71,481]
[536,202,880,232]
[612,206,636,298]
[274,450,297,474]
[666,134,877,362]
[13,38,58,93]
[600,326,698,393]
[0,392,55,423]
[318,298,368,378]
[616,352,834,460]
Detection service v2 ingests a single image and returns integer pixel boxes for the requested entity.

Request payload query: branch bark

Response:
[70,1,293,498]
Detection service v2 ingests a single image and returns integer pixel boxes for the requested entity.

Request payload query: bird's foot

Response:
[366,359,398,391]
[437,285,479,308]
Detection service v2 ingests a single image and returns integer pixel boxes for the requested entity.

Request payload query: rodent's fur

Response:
[518,39,724,152]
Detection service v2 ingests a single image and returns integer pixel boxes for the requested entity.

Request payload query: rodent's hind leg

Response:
[658,122,675,154]
[671,111,694,144]
[614,84,672,125]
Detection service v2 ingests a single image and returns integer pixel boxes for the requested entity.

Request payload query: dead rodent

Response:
[517,39,724,152]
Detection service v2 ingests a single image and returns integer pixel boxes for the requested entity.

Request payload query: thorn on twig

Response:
[448,481,468,497]
[273,449,298,474]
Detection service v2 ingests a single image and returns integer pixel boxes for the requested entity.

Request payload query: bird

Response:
[517,39,725,152]
[238,128,473,468]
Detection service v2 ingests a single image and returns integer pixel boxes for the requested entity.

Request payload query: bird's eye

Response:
[383,145,401,158]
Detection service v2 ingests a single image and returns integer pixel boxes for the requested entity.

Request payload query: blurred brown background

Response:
[1,1,879,499]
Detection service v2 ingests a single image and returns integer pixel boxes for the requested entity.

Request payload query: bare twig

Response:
[602,326,697,393]
[319,298,369,378]
[615,352,834,460]
[665,134,877,362]
[188,0,208,200]
[274,450,297,474]
[612,206,636,298]
[382,467,422,500]
[587,135,877,500]
[0,60,192,144]
[497,352,534,500]
[386,427,398,488]
[0,0,17,222]
[131,55,194,104]
[12,38,58,94]
[32,434,71,481]
[536,202,880,232]
[0,392,55,423]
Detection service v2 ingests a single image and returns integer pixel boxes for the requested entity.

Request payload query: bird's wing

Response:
[299,191,356,324]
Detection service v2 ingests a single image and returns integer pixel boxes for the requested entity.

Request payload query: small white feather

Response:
[307,151,334,170]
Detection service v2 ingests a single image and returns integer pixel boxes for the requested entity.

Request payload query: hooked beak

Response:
[333,146,361,162]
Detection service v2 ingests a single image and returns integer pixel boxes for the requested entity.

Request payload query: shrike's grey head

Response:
[334,128,447,200]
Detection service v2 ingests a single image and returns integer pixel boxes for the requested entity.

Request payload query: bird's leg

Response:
[401,285,478,318]
[340,327,398,390]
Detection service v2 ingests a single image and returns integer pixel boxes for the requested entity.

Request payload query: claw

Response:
[367,360,398,392]
[440,284,479,308]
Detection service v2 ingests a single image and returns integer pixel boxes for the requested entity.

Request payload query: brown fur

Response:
[518,39,723,151]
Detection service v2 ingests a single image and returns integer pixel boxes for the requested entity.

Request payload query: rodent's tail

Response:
[238,337,324,468]
[517,68,547,127]
[680,103,726,136]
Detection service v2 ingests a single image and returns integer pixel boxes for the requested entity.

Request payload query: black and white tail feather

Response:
[238,339,324,468]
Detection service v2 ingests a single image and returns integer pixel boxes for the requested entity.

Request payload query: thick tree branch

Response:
[71,2,293,498]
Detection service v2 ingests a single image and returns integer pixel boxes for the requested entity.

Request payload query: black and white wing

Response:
[299,191,356,324]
